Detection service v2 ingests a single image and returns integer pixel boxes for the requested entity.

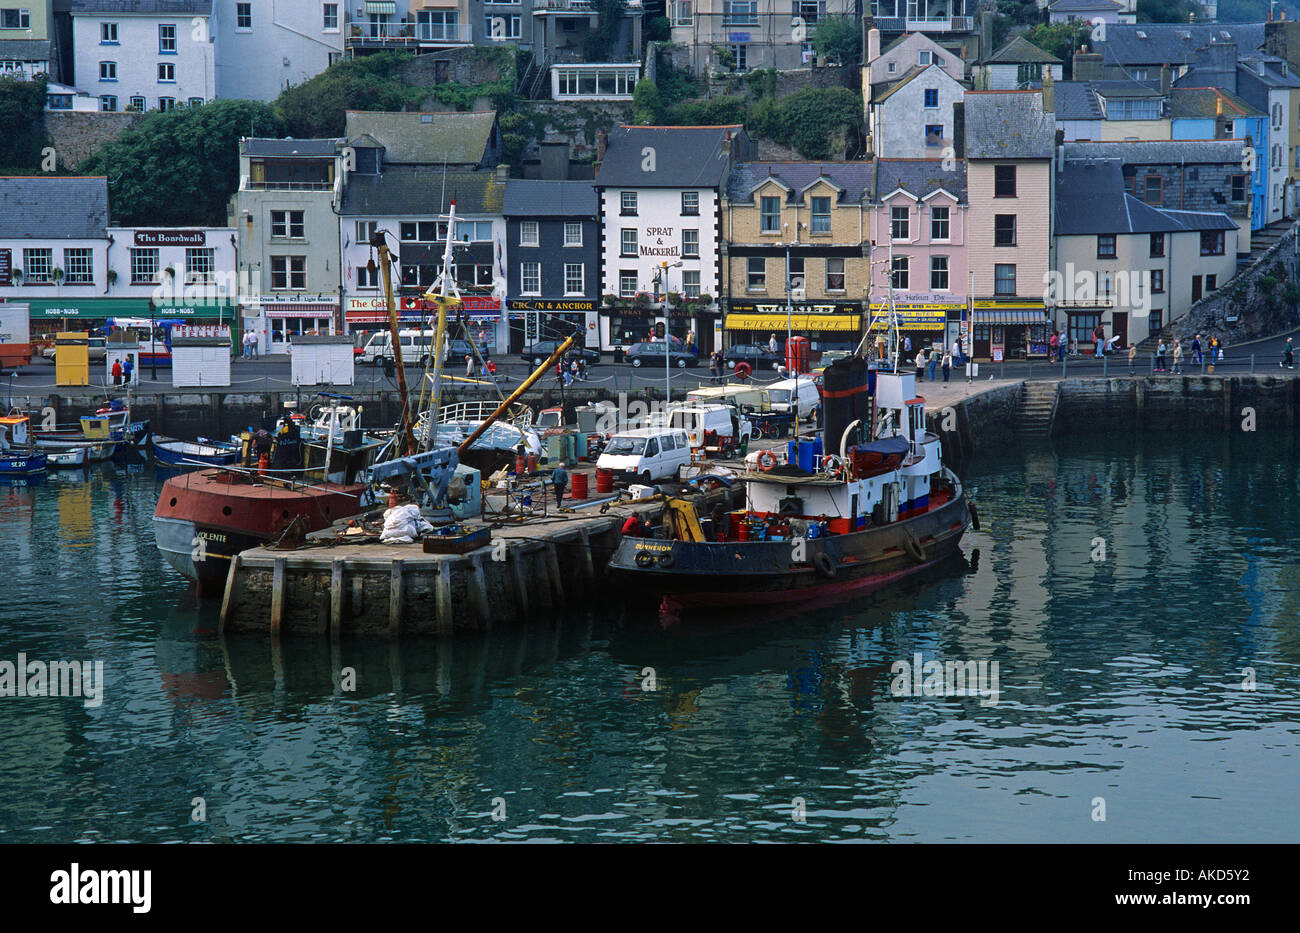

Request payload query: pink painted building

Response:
[867,158,969,350]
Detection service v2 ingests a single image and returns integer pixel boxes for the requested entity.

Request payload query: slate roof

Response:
[871,64,963,103]
[69,1,212,13]
[1090,78,1164,98]
[1054,81,1103,121]
[344,111,498,166]
[1048,0,1122,11]
[595,126,751,189]
[873,159,967,202]
[1062,138,1247,165]
[964,91,1055,159]
[0,177,109,238]
[985,35,1062,66]
[1057,159,1237,234]
[340,167,506,217]
[503,180,598,216]
[243,137,343,158]
[1097,23,1266,67]
[728,162,876,204]
[1169,87,1262,119]
[1237,55,1300,88]
[0,39,52,59]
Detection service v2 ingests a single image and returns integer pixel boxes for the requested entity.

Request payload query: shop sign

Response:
[175,324,231,339]
[0,249,10,286]
[726,313,859,332]
[134,230,205,247]
[507,299,596,312]
[733,301,861,315]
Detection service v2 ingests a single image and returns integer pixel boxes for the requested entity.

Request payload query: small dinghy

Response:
[47,446,88,468]
[152,436,241,468]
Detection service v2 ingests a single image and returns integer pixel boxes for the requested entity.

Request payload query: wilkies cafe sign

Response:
[134,230,205,247]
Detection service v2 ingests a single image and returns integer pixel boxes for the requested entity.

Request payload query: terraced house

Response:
[720,161,872,353]
[0,0,55,80]
[670,0,855,75]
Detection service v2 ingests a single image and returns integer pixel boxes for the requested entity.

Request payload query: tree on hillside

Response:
[812,16,862,66]
[1022,22,1093,78]
[276,52,413,137]
[632,79,662,125]
[1138,0,1207,21]
[82,99,282,226]
[0,76,50,172]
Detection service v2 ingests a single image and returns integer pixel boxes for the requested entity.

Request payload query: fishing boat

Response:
[153,436,241,468]
[0,414,48,477]
[46,446,88,469]
[34,399,150,451]
[417,400,542,474]
[606,364,975,613]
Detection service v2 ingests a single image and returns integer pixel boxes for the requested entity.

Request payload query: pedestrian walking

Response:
[1192,334,1203,365]
[1127,342,1137,375]
[551,461,568,507]
[768,333,778,354]
[1156,339,1167,373]
[486,359,498,382]
[904,335,912,355]
[1094,324,1105,358]
[1172,338,1183,374]
[914,348,925,380]
[1049,330,1059,362]
[1282,337,1294,369]
[123,354,135,383]
[928,347,938,381]
[578,357,588,381]
[111,358,123,386]
[942,350,951,383]
[465,354,474,378]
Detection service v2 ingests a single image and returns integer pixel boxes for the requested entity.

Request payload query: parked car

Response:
[520,340,599,367]
[440,338,491,366]
[724,343,783,370]
[596,427,693,485]
[42,336,108,362]
[626,340,699,369]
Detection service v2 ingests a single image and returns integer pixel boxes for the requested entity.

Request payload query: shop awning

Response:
[260,303,337,318]
[365,1,397,14]
[973,310,1050,325]
[726,313,859,332]
[23,298,153,319]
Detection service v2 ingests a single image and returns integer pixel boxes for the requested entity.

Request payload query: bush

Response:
[0,76,50,172]
[775,87,862,159]
[666,94,748,127]
[632,80,662,125]
[647,16,671,42]
[812,16,862,66]
[276,52,411,137]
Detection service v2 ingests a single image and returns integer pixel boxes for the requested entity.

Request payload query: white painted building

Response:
[69,0,214,112]
[105,225,238,320]
[869,64,964,158]
[211,0,344,102]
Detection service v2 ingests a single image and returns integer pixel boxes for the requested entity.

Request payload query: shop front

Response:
[506,299,598,354]
[726,302,863,354]
[971,303,1051,362]
[866,304,950,353]
[344,295,503,355]
[601,305,705,355]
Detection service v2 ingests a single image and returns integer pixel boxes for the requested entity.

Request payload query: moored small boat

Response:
[46,446,88,468]
[153,436,241,468]
[0,414,48,476]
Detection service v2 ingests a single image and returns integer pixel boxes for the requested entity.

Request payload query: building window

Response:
[356,264,378,288]
[681,190,699,216]
[925,125,943,147]
[994,164,1016,197]
[747,257,765,291]
[324,3,338,30]
[99,95,117,112]
[101,22,118,43]
[158,62,175,82]
[730,44,747,72]
[930,255,949,290]
[417,10,460,41]
[682,229,699,257]
[483,14,521,40]
[158,97,175,111]
[159,24,176,53]
[236,3,252,29]
[1229,174,1246,202]
[520,220,539,246]
[185,248,215,283]
[1148,309,1163,337]
[924,88,938,108]
[99,61,117,81]
[354,220,377,244]
[1097,234,1116,259]
[455,221,492,242]
[1206,274,1217,291]
[993,214,1016,247]
[825,257,845,291]
[1,9,30,29]
[760,195,781,233]
[621,228,637,257]
[564,263,584,296]
[787,255,804,289]
[1143,175,1163,205]
[1069,312,1101,345]
[1200,231,1225,256]
[63,248,93,284]
[399,221,444,242]
[1150,233,1165,257]
[563,222,582,246]
[47,94,72,110]
[270,210,305,239]
[271,256,306,290]
[994,263,1017,296]
[890,256,909,291]
[22,248,51,282]
[810,196,832,234]
[620,191,637,215]
[521,261,541,295]
[723,0,758,25]
[890,205,909,241]
[930,205,950,241]
[887,61,896,74]
[128,95,145,112]
[682,269,700,298]
[1151,269,1164,293]
[674,0,693,26]
[130,248,158,284]
[187,97,204,108]
[619,269,637,298]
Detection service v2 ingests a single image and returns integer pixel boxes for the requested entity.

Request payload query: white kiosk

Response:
[290,335,355,386]
[171,324,232,388]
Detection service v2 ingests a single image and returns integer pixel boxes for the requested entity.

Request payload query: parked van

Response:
[596,427,692,485]
[667,403,752,457]
[766,376,822,419]
[358,329,436,364]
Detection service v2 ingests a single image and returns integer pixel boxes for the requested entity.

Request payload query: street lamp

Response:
[660,259,683,408]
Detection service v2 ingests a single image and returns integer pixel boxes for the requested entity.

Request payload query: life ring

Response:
[657,551,676,568]
[813,552,837,578]
[756,450,777,472]
[634,550,655,568]
[822,454,845,480]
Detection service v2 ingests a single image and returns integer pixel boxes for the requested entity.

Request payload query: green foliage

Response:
[995,0,1042,25]
[82,99,283,226]
[665,94,748,127]
[585,0,628,61]
[1217,0,1268,21]
[1022,22,1093,77]
[632,79,663,125]
[777,87,861,159]
[1137,0,1206,22]
[743,68,779,99]
[655,60,697,108]
[647,16,671,42]
[0,76,50,172]
[1258,275,1278,293]
[811,16,862,66]
[277,52,412,136]
[1282,284,1300,305]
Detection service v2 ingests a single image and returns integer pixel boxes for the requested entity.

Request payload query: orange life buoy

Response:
[822,455,845,480]
[757,450,776,472]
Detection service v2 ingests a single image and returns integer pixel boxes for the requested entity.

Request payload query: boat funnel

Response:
[821,357,874,453]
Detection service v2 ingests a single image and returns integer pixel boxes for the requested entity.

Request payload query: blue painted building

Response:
[1170,87,1266,233]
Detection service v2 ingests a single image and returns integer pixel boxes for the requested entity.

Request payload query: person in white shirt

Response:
[768,333,778,354]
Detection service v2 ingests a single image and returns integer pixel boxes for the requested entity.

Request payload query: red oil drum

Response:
[570,471,589,500]
[595,468,613,493]
[736,518,751,542]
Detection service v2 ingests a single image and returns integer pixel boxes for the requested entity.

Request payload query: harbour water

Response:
[0,432,1297,843]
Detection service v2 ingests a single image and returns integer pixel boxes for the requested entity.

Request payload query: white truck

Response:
[0,304,31,370]
[667,402,752,458]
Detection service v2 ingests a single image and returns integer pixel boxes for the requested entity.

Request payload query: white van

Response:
[358,329,438,364]
[596,427,692,485]
[668,403,752,457]
[766,376,822,418]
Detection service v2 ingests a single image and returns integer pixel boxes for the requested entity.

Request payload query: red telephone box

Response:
[786,336,810,374]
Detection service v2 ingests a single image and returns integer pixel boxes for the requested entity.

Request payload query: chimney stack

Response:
[1073,49,1103,81]
[1042,68,1055,114]
[867,28,881,65]
[596,128,608,163]
[1159,63,1171,95]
